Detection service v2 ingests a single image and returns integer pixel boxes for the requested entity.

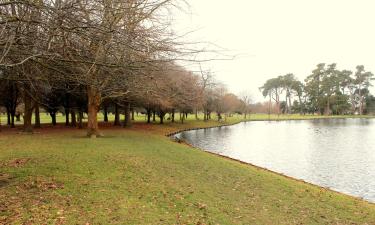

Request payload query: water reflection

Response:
[176,119,375,202]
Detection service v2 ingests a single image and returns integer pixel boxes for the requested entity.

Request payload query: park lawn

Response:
[2,111,375,127]
[0,118,375,224]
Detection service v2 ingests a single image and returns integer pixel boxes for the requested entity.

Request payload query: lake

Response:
[175,119,375,202]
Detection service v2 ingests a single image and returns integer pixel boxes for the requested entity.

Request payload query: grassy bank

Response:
[1,112,375,127]
[1,117,375,224]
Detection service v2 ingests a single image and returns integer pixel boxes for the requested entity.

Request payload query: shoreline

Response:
[166,118,375,205]
[166,115,375,136]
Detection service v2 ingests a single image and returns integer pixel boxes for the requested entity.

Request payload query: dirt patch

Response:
[5,158,31,168]
[0,173,12,188]
[22,177,64,191]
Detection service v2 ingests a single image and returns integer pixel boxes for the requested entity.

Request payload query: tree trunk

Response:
[350,93,356,114]
[159,111,165,124]
[87,86,101,138]
[65,109,70,126]
[103,105,108,122]
[10,111,15,128]
[325,97,331,115]
[123,102,131,127]
[51,112,57,126]
[180,112,184,124]
[358,87,363,115]
[23,90,33,133]
[34,102,41,128]
[153,111,156,122]
[114,104,120,126]
[171,109,175,123]
[298,95,303,115]
[268,94,271,120]
[195,109,198,120]
[288,92,292,114]
[147,109,151,123]
[285,92,289,114]
[131,109,135,121]
[203,109,207,121]
[78,111,83,129]
[71,110,77,127]
[6,108,10,125]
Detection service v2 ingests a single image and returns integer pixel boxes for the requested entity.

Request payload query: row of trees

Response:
[260,63,374,115]
[0,0,252,136]
[0,66,253,130]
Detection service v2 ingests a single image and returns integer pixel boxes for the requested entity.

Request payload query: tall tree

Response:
[305,63,325,114]
[354,65,373,115]
[260,77,283,115]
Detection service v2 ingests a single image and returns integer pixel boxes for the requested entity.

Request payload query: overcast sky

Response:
[172,0,375,101]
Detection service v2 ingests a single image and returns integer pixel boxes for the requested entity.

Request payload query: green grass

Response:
[1,115,375,224]
[1,111,374,127]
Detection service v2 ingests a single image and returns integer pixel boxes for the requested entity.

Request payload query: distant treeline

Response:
[260,63,375,115]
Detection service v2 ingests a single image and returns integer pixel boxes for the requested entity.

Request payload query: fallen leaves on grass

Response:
[22,177,64,191]
[1,158,31,168]
[0,176,67,225]
[0,173,12,188]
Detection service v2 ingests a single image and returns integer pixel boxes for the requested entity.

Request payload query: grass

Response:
[1,112,374,127]
[1,114,375,224]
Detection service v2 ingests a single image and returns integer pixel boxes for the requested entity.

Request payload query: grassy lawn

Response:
[1,115,375,224]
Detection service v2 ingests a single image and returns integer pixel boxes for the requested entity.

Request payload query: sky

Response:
[172,0,375,101]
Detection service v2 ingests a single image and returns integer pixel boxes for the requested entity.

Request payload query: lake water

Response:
[175,119,375,202]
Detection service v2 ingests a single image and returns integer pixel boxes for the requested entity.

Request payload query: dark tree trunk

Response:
[181,112,185,124]
[114,104,120,126]
[71,110,77,127]
[153,111,156,122]
[103,105,108,122]
[217,112,221,121]
[65,108,70,126]
[159,111,165,124]
[87,86,101,137]
[6,108,10,125]
[131,109,135,121]
[147,109,151,123]
[123,102,131,127]
[50,112,57,126]
[64,91,70,126]
[78,111,83,129]
[171,109,175,123]
[23,90,33,133]
[16,113,21,121]
[10,111,15,128]
[34,102,41,128]
[185,112,188,119]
